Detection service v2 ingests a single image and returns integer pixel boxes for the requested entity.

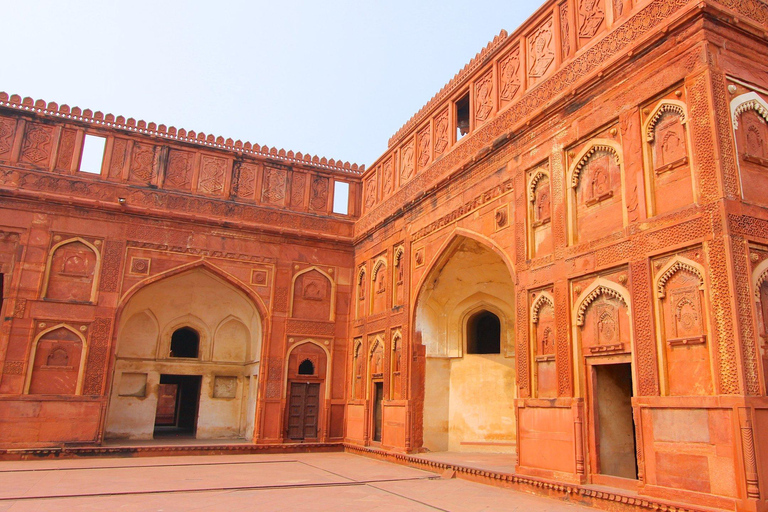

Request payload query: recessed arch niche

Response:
[414,234,516,453]
[105,266,262,441]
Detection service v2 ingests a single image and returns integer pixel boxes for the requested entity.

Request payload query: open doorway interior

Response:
[593,363,637,479]
[154,374,202,437]
[372,381,384,442]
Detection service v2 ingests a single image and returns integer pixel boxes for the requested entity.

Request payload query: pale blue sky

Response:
[2,1,540,167]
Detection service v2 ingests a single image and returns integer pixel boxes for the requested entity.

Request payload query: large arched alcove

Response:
[105,267,262,441]
[414,235,516,453]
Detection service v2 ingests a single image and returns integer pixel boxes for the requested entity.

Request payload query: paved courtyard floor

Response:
[0,452,593,511]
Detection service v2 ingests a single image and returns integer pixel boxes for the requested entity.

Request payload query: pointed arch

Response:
[655,256,706,298]
[573,277,630,326]
[283,339,332,399]
[368,334,385,358]
[289,265,336,321]
[25,323,88,395]
[371,258,387,281]
[160,313,209,360]
[732,92,768,129]
[41,237,102,303]
[644,100,688,142]
[531,292,555,324]
[118,259,268,322]
[568,139,623,189]
[528,169,550,201]
[411,228,516,316]
[393,245,405,267]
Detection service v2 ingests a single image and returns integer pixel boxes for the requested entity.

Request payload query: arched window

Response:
[467,310,501,354]
[170,327,199,358]
[298,359,315,375]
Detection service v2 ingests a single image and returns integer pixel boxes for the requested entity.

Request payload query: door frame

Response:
[585,354,639,490]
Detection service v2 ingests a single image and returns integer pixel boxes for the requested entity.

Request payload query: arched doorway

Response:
[414,235,516,453]
[284,341,328,442]
[105,267,262,441]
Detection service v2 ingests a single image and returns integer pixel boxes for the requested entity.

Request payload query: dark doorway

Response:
[287,382,320,440]
[594,363,638,479]
[467,310,501,354]
[154,374,201,437]
[373,381,384,442]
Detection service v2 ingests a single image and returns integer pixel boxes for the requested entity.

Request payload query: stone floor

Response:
[0,452,593,511]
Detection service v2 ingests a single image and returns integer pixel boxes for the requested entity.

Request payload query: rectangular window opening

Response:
[333,181,350,215]
[456,92,470,141]
[79,134,107,174]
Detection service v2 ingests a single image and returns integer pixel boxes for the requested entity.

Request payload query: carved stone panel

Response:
[28,327,83,395]
[292,269,332,321]
[528,18,555,86]
[235,162,259,200]
[400,139,415,183]
[475,70,494,125]
[165,149,194,192]
[434,109,450,157]
[382,157,394,197]
[417,126,431,171]
[572,144,623,244]
[198,155,227,196]
[290,172,306,207]
[20,122,54,167]
[364,175,377,212]
[560,2,571,59]
[45,240,98,302]
[577,0,606,43]
[0,116,16,160]
[129,143,156,184]
[108,138,129,180]
[499,47,522,106]
[309,176,329,212]
[261,166,288,206]
[55,128,77,172]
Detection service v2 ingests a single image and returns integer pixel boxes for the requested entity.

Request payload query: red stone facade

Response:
[2,0,768,511]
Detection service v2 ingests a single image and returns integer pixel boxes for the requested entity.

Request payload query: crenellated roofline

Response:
[0,92,364,177]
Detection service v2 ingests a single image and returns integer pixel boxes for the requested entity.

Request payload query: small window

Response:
[80,135,106,174]
[456,92,470,141]
[170,327,200,358]
[467,310,501,354]
[298,359,315,375]
[333,181,349,214]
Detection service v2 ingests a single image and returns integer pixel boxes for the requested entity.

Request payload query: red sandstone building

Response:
[2,0,768,510]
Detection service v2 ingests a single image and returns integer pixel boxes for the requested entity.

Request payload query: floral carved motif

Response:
[309,176,329,211]
[400,140,415,183]
[499,48,522,103]
[261,166,287,205]
[475,71,494,123]
[528,19,555,81]
[21,123,53,165]
[129,143,155,183]
[235,163,258,199]
[365,176,377,210]
[578,0,605,39]
[382,157,394,196]
[198,156,227,196]
[165,150,194,191]
[434,109,450,156]
[0,117,15,157]
[290,172,306,207]
[417,127,431,170]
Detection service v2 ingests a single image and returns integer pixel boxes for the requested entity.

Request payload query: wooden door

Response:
[287,382,320,440]
[155,383,178,426]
